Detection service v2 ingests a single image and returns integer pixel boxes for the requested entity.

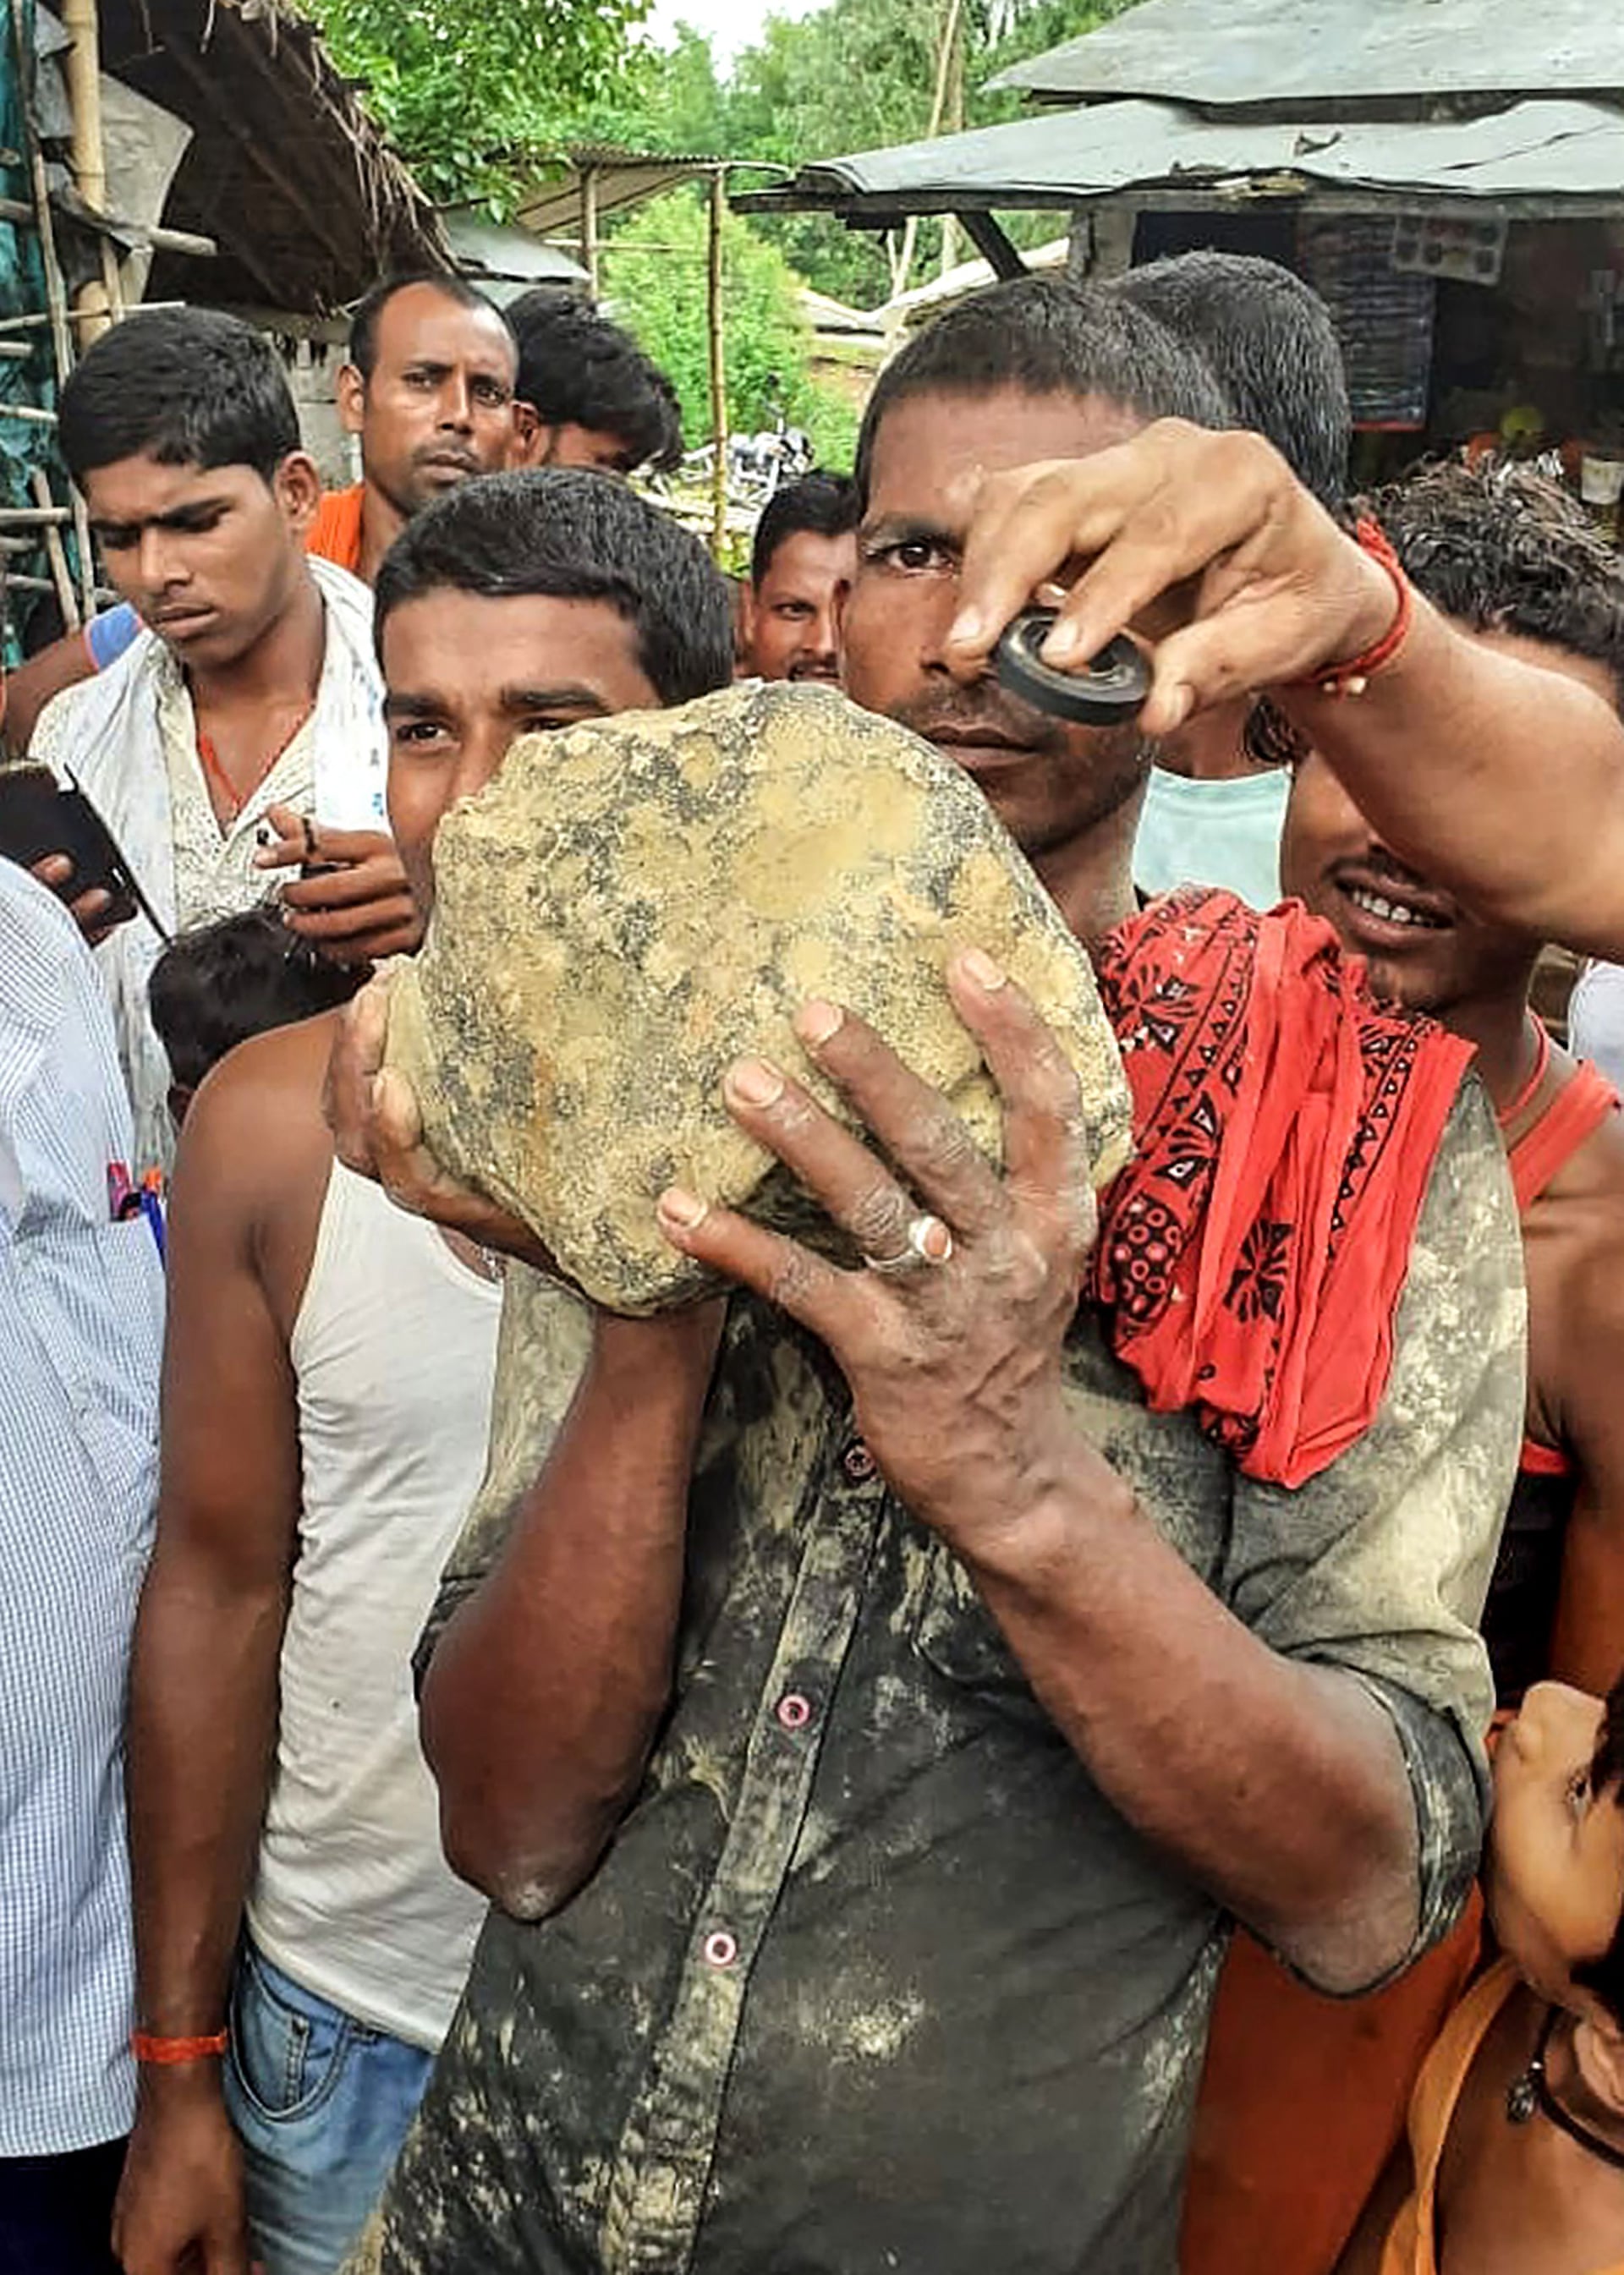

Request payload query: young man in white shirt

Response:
[29,307,413,1167]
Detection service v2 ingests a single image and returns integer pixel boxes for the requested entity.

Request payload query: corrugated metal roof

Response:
[991,0,1624,108]
[442,209,587,299]
[735,96,1624,218]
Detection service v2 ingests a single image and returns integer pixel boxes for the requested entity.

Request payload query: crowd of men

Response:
[8,254,1624,2275]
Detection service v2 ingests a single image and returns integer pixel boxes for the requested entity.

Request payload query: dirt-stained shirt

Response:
[349,1079,1523,2275]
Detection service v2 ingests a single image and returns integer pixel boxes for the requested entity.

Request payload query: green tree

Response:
[721,0,1143,308]
[602,192,857,466]
[305,0,655,206]
[547,24,730,156]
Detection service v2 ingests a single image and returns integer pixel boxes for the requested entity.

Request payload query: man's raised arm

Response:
[417,1296,722,1920]
[946,422,1624,959]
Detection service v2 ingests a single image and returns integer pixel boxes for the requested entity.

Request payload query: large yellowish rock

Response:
[386,680,1133,1312]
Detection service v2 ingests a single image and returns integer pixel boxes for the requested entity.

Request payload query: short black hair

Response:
[148,905,366,1093]
[373,467,734,708]
[58,308,300,487]
[1114,253,1350,511]
[1573,1669,1624,2031]
[348,271,514,382]
[854,277,1233,506]
[505,293,683,474]
[1369,460,1624,710]
[750,470,860,589]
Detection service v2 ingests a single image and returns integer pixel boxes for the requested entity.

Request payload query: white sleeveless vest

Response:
[246,1159,501,2048]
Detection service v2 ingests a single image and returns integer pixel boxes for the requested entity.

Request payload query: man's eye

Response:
[392,721,447,748]
[403,369,436,390]
[1567,1768,1592,1812]
[97,529,137,551]
[875,538,950,573]
[473,380,509,407]
[521,713,582,737]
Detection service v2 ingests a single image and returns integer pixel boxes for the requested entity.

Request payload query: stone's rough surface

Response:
[386,679,1134,1313]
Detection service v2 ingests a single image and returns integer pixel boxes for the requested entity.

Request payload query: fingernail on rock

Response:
[795,1000,843,1047]
[960,949,1007,991]
[728,1060,785,1108]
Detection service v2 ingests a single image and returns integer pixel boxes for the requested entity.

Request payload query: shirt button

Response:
[842,1440,877,1483]
[702,1929,738,1969]
[776,1691,813,1732]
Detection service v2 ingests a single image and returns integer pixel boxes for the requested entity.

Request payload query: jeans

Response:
[0,2138,124,2275]
[224,1938,435,2275]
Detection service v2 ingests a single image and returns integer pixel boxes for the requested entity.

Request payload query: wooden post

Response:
[582,167,600,300]
[31,466,77,628]
[707,167,727,564]
[61,0,113,343]
[8,0,96,617]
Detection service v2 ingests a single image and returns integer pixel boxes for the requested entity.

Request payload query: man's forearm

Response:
[420,1309,721,1920]
[125,1553,287,2052]
[954,1448,1422,1993]
[1284,597,1624,960]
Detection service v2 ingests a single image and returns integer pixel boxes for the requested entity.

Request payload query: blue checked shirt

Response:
[0,858,164,2155]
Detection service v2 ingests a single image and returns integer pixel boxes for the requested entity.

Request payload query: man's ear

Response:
[274,451,323,536]
[510,400,540,467]
[336,360,366,439]
[737,582,759,669]
[514,415,558,470]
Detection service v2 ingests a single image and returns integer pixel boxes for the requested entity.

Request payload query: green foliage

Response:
[557,0,1147,309]
[602,192,858,465]
[305,0,654,206]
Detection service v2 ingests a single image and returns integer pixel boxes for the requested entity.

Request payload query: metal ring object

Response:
[863,1213,955,1275]
[994,607,1149,725]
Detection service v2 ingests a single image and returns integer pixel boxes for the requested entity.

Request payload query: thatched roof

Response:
[97,0,445,315]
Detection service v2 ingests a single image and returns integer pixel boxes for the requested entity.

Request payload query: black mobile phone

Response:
[0,765,167,936]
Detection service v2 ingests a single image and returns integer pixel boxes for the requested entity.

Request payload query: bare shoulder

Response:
[1561,1202,1624,1353]
[173,1008,342,1218]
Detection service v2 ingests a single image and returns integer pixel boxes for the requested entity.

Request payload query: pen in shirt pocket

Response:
[107,1159,166,1262]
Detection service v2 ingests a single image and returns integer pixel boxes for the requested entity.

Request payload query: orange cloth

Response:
[1180,1897,1484,2275]
[1095,889,1474,1488]
[1380,1956,1624,2274]
[306,481,365,577]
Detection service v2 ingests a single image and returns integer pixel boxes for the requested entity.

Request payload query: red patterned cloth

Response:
[1091,887,1474,1488]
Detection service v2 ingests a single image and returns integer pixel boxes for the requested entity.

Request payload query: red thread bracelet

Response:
[1297,518,1413,698]
[131,2028,228,2065]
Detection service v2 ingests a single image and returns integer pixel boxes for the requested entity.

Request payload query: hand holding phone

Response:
[0,765,165,943]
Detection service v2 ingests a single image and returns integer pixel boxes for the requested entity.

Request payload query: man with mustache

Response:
[339,281,1522,2275]
[739,469,859,684]
[1284,458,1624,1707]
[1183,454,1624,2275]
[310,273,524,588]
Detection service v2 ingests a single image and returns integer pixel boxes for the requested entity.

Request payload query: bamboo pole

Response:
[707,167,727,565]
[31,466,76,628]
[583,167,600,300]
[8,0,96,617]
[889,0,963,299]
[60,0,113,343]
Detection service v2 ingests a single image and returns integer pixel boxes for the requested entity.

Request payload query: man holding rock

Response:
[110,470,735,2275]
[338,282,1524,2272]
